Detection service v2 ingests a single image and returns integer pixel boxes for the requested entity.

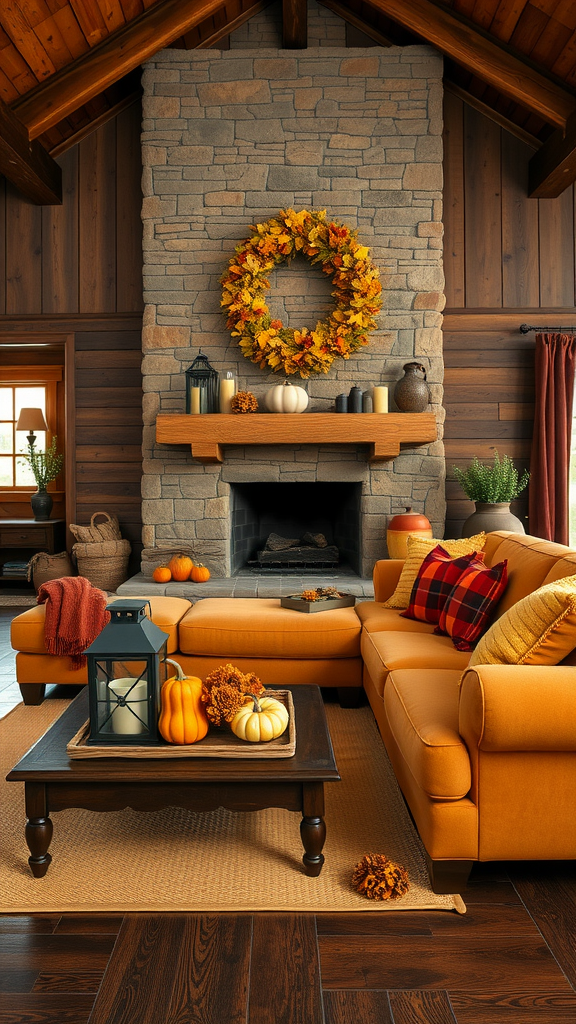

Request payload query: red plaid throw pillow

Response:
[400,545,485,625]
[435,560,508,651]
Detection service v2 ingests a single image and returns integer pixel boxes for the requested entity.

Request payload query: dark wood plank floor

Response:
[2,609,576,1022]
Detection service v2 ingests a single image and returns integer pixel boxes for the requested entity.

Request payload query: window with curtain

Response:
[570,399,576,547]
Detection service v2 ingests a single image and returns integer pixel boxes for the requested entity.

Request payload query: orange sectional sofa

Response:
[10,530,576,892]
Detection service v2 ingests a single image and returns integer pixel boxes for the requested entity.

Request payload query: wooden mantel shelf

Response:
[156,412,437,464]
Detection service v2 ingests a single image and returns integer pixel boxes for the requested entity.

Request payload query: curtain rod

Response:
[519,323,576,334]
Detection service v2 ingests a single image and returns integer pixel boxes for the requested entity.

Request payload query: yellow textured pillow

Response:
[469,575,576,667]
[383,533,486,610]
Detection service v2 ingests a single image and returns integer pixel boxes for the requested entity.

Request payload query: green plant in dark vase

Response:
[453,451,530,538]
[20,436,64,521]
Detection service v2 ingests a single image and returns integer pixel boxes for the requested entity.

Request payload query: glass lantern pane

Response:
[94,658,151,738]
[0,457,13,487]
[0,389,13,420]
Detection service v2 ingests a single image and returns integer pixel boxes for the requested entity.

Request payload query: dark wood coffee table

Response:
[7,685,340,879]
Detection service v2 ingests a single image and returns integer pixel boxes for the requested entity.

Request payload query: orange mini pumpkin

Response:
[153,565,172,583]
[191,562,211,583]
[168,554,193,581]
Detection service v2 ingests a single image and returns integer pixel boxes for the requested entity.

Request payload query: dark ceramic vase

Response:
[31,488,53,522]
[461,501,525,537]
[394,362,430,412]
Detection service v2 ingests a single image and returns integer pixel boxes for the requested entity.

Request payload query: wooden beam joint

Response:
[528,110,576,198]
[0,99,61,205]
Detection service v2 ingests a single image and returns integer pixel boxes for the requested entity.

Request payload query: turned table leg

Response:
[25,783,53,878]
[301,782,326,877]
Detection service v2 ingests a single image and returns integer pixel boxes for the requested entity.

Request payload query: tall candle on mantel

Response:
[219,372,236,413]
[190,386,201,415]
[373,386,388,413]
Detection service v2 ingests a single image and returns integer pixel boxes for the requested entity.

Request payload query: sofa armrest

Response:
[373,559,405,603]
[459,664,576,752]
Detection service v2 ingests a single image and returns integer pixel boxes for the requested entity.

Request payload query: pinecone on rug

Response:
[351,853,409,900]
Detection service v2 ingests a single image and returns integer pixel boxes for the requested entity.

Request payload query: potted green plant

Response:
[453,451,529,537]
[20,436,64,521]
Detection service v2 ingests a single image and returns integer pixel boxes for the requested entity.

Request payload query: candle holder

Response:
[185,350,220,414]
[85,599,169,746]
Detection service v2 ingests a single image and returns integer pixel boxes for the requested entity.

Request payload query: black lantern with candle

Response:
[84,599,169,745]
[185,350,220,414]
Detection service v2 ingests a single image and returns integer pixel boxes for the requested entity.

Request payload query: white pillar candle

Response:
[190,386,201,415]
[373,385,389,414]
[219,375,236,413]
[108,677,148,735]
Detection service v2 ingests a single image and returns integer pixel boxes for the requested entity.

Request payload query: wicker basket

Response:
[72,538,131,592]
[27,550,75,591]
[69,511,122,544]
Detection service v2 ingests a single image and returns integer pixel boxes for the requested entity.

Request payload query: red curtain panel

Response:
[529,333,576,544]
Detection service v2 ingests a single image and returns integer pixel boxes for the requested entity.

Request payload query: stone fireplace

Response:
[139,23,446,582]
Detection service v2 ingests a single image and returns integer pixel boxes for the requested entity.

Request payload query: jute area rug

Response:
[1,699,465,915]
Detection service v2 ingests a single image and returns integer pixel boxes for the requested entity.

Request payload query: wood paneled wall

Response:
[443,91,576,537]
[0,103,144,565]
[0,103,143,317]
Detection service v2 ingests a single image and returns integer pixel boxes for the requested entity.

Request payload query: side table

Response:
[0,519,66,583]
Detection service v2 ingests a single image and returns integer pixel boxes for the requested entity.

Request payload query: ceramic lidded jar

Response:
[394,362,430,413]
[387,506,433,558]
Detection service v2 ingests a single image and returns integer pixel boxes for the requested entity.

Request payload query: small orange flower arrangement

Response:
[220,209,382,378]
[201,663,264,726]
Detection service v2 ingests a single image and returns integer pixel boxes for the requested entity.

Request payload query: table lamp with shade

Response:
[16,407,61,521]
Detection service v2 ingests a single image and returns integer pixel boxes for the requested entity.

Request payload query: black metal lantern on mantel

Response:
[84,599,169,746]
[185,349,220,413]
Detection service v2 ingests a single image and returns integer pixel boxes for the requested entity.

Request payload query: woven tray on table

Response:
[66,690,296,759]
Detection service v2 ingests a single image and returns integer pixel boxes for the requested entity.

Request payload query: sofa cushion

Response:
[361,629,470,697]
[11,596,191,656]
[470,575,576,667]
[383,533,486,609]
[384,669,472,800]
[356,602,435,635]
[401,546,486,625]
[178,598,362,659]
[436,560,508,651]
[486,535,568,615]
[542,554,576,585]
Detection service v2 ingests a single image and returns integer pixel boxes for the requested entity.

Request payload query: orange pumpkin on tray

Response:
[168,554,194,581]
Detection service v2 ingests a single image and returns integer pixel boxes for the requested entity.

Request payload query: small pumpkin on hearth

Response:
[190,562,211,583]
[230,692,289,742]
[152,565,172,583]
[168,554,193,581]
[159,659,209,744]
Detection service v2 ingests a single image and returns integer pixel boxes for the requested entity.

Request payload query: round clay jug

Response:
[387,506,433,558]
[461,501,525,538]
[394,362,430,413]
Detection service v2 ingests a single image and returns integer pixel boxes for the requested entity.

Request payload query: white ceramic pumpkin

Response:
[230,693,289,742]
[265,380,309,414]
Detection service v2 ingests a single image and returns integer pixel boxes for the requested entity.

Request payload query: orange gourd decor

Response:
[159,659,209,744]
[152,566,172,583]
[191,563,211,583]
[168,554,194,581]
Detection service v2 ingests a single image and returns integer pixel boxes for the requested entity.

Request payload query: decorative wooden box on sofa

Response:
[355,530,576,892]
[10,530,576,893]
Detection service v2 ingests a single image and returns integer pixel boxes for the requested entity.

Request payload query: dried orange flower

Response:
[201,663,264,726]
[231,391,258,413]
[351,853,409,901]
[301,589,320,602]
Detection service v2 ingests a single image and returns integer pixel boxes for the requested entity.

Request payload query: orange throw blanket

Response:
[37,576,111,668]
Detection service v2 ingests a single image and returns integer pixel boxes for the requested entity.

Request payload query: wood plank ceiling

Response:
[1,0,576,204]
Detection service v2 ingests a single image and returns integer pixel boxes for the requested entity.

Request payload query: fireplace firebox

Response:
[231,483,362,575]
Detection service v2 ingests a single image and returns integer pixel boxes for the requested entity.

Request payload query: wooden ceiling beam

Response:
[283,0,308,48]
[528,111,576,197]
[0,98,61,205]
[335,0,576,129]
[10,0,229,140]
